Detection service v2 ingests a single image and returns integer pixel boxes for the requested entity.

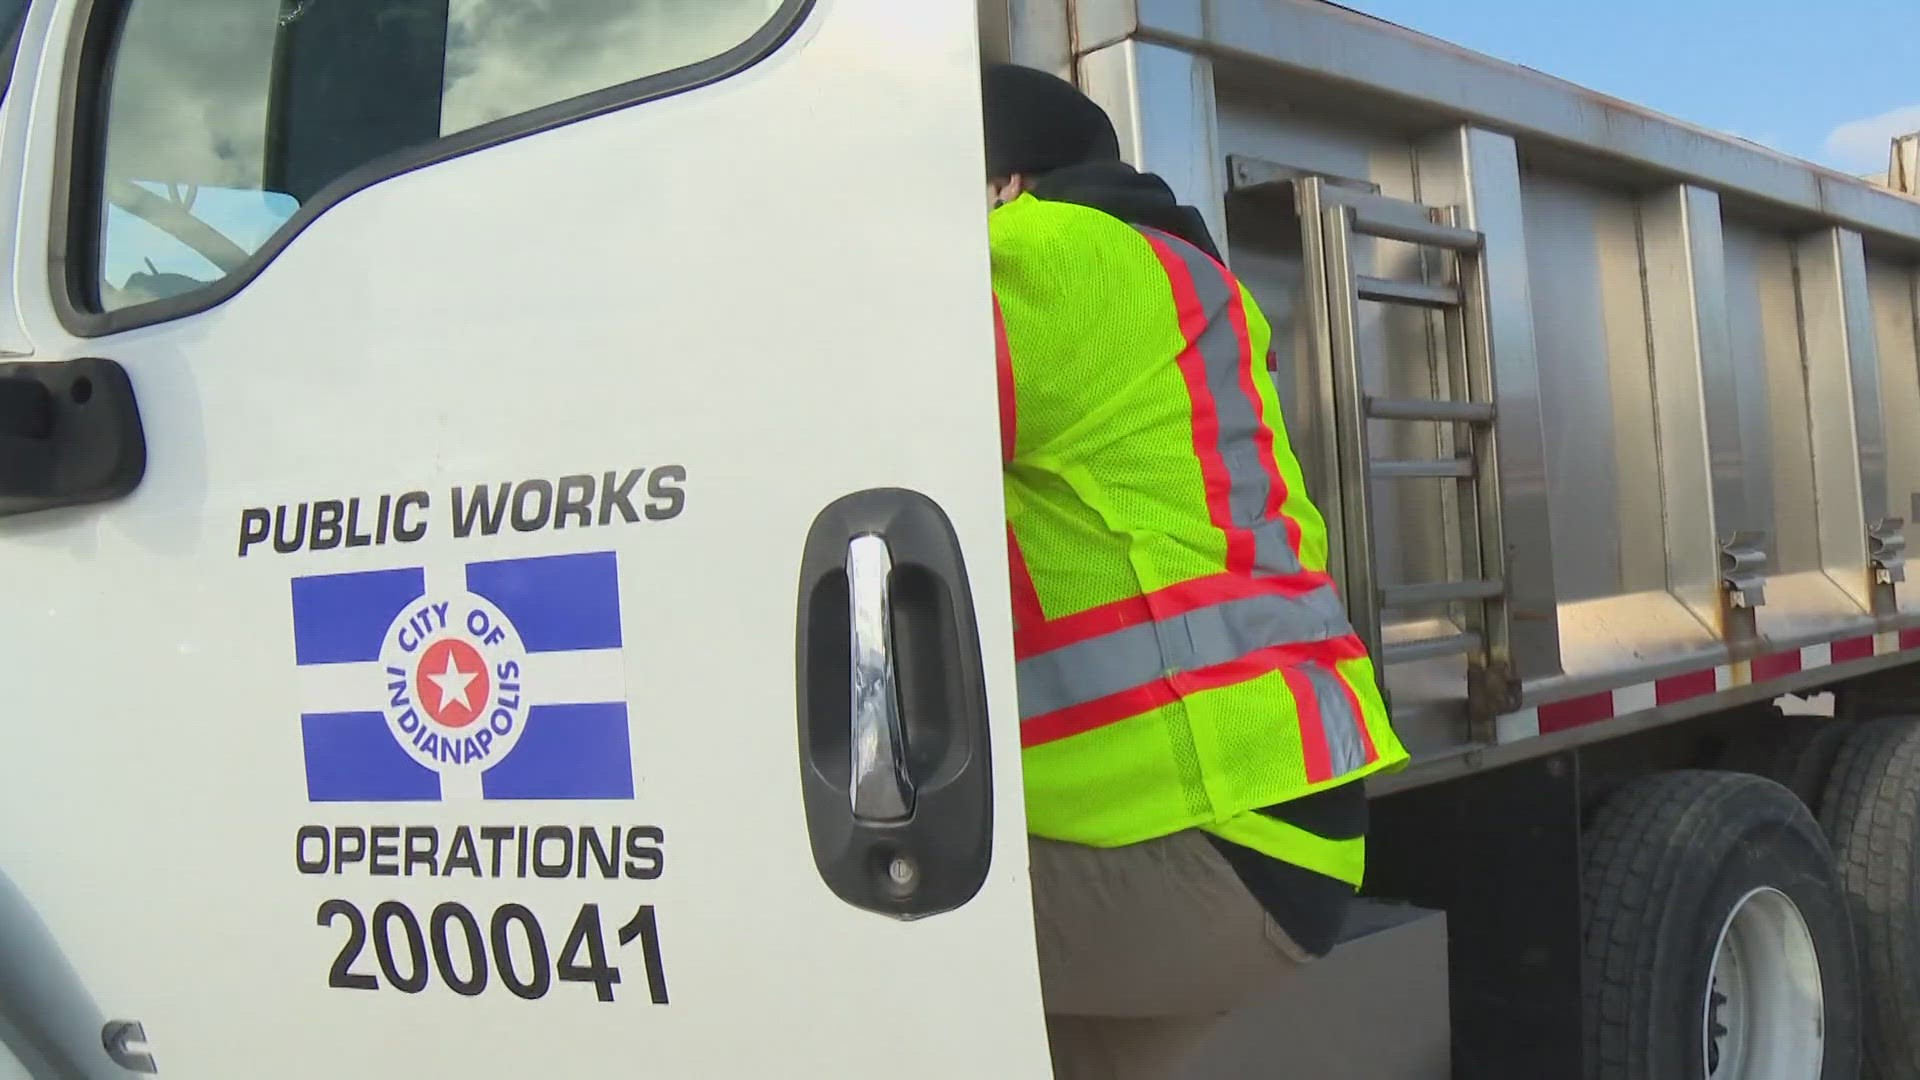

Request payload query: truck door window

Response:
[0,0,27,102]
[68,0,803,326]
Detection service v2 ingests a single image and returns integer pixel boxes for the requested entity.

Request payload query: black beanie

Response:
[982,64,1122,179]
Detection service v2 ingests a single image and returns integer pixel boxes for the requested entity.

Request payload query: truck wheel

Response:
[1820,718,1920,1078]
[1584,770,1861,1080]
[1716,713,1851,814]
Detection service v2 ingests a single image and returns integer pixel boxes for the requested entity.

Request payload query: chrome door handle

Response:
[847,533,914,823]
[798,489,995,918]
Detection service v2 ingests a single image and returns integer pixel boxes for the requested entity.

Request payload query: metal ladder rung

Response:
[1380,578,1505,609]
[1365,396,1496,424]
[1347,200,1482,252]
[1356,275,1461,309]
[1383,632,1483,664]
[1302,175,1512,714]
[1371,457,1474,480]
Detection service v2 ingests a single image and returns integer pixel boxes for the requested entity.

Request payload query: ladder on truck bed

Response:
[1232,163,1517,723]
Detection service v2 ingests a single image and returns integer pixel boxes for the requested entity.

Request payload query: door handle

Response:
[0,358,146,519]
[847,534,915,823]
[797,489,994,920]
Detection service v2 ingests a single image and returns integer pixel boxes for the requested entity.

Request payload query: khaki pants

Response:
[1031,830,1311,1079]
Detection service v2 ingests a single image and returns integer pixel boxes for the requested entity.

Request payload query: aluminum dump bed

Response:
[986,0,1920,789]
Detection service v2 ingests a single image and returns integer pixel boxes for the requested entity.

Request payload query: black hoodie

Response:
[1027,160,1226,263]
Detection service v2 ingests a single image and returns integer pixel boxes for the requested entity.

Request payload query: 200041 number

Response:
[317,899,669,1004]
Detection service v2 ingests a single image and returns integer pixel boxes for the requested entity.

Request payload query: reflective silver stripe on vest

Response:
[1303,662,1369,774]
[1139,227,1301,578]
[1016,587,1355,720]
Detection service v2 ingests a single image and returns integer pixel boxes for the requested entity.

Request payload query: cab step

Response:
[1180,901,1451,1079]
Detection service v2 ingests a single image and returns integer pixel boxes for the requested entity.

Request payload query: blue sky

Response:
[1342,0,1920,176]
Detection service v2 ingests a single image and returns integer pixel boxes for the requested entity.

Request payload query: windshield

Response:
[0,0,26,102]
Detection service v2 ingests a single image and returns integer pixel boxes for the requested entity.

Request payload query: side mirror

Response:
[0,358,146,518]
[0,372,54,495]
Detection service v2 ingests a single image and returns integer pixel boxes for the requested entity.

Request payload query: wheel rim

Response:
[1704,886,1825,1079]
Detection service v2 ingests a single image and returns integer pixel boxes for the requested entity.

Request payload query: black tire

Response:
[1821,718,1920,1078]
[1717,713,1852,814]
[1584,770,1862,1080]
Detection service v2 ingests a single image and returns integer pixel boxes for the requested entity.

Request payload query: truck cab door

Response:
[0,0,1051,1076]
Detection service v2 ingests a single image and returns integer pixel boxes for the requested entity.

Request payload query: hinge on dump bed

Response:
[1719,532,1770,609]
[1870,517,1907,585]
[1719,531,1770,643]
[1869,514,1907,616]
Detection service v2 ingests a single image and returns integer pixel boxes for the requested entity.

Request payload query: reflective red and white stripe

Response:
[994,297,1047,632]
[1137,226,1305,579]
[1495,631,1918,743]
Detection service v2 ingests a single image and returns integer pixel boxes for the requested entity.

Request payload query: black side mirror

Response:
[0,357,146,518]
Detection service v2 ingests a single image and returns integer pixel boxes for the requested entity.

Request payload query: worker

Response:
[981,64,1410,1079]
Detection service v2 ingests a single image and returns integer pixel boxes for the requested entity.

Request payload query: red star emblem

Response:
[414,638,491,729]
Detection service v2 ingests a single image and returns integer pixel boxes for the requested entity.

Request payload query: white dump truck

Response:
[2,0,1919,1076]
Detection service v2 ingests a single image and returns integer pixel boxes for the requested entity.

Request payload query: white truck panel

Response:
[0,0,1052,1075]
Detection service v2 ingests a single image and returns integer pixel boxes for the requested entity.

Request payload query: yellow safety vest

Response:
[992,193,1408,886]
